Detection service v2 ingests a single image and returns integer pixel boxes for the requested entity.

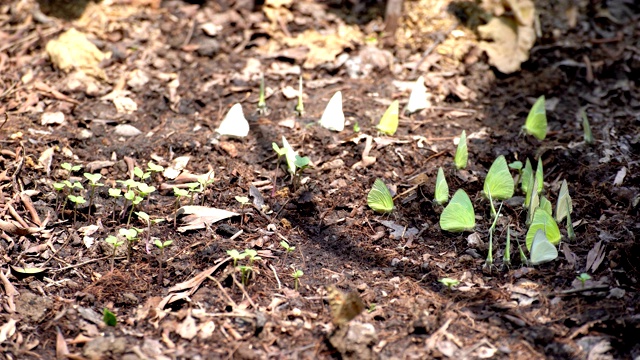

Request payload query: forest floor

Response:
[0,0,639,359]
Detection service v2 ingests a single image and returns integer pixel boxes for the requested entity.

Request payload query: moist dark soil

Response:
[1,0,639,359]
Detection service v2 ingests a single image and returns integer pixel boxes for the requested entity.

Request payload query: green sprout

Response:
[147,161,164,180]
[61,162,82,174]
[133,166,150,182]
[503,227,512,267]
[271,142,288,196]
[485,201,503,273]
[280,240,295,254]
[257,74,267,114]
[108,188,122,221]
[154,239,173,284]
[293,154,311,190]
[52,182,66,209]
[580,108,594,145]
[124,190,143,226]
[576,273,591,287]
[235,196,250,226]
[227,249,246,267]
[197,174,215,205]
[173,187,190,227]
[185,182,202,205]
[295,75,304,116]
[103,308,117,327]
[367,304,376,313]
[509,161,523,187]
[83,173,103,218]
[119,227,142,261]
[137,211,164,254]
[238,265,253,286]
[67,194,86,224]
[438,278,460,290]
[105,235,124,272]
[291,269,303,291]
[353,122,360,132]
[454,130,468,170]
[243,249,262,265]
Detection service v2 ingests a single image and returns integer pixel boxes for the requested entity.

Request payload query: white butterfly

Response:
[319,91,345,132]
[215,103,249,137]
[406,76,429,114]
[529,230,558,265]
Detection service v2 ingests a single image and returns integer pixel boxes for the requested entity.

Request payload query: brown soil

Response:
[1,0,639,359]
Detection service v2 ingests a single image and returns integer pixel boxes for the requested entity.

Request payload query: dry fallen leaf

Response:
[45,28,107,79]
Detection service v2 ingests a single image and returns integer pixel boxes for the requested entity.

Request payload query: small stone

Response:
[196,39,220,57]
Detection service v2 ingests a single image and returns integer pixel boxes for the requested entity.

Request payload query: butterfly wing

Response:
[529,230,558,265]
[525,209,561,250]
[524,96,547,140]
[216,103,249,137]
[454,130,468,169]
[555,180,572,222]
[320,91,345,132]
[439,189,475,232]
[326,286,365,326]
[376,100,399,135]
[483,155,514,200]
[367,179,394,213]
[434,167,449,205]
[406,76,429,114]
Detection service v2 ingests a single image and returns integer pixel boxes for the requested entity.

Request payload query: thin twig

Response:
[231,273,257,309]
[270,264,282,289]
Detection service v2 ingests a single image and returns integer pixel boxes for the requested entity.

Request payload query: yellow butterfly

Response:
[325,285,365,326]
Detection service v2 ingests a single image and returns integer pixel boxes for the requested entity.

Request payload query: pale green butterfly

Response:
[406,76,429,114]
[555,179,572,222]
[526,175,539,225]
[367,178,394,213]
[483,155,514,200]
[525,208,561,250]
[529,230,558,265]
[581,107,594,144]
[539,196,553,216]
[521,158,533,194]
[535,158,544,193]
[434,167,449,205]
[216,103,249,138]
[454,130,468,170]
[319,91,345,132]
[439,189,475,232]
[377,100,399,136]
[523,95,547,140]
[281,136,298,175]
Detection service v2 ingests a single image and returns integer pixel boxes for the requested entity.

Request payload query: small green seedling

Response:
[291,269,303,291]
[439,278,460,290]
[61,162,82,174]
[367,178,394,214]
[580,108,594,145]
[522,95,547,140]
[295,75,304,116]
[108,188,122,221]
[367,304,376,313]
[124,190,143,226]
[503,227,512,267]
[243,249,262,265]
[84,173,103,218]
[154,239,173,284]
[292,154,311,190]
[105,235,124,272]
[485,201,503,272]
[52,182,66,209]
[119,227,141,261]
[434,167,449,206]
[147,161,164,179]
[509,161,523,188]
[185,182,202,205]
[439,189,475,232]
[577,273,591,287]
[280,240,295,254]
[353,122,360,132]
[103,308,117,327]
[454,130,468,169]
[257,74,267,114]
[238,265,252,286]
[133,166,150,182]
[67,194,86,224]
[227,249,246,267]
[137,211,164,253]
[235,196,250,226]
[281,136,297,175]
[272,142,288,196]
